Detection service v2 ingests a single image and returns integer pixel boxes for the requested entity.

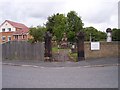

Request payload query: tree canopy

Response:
[29,11,115,43]
[66,11,83,42]
[46,13,67,42]
[83,27,106,41]
[45,11,84,43]
[29,26,46,43]
[112,28,120,41]
[67,11,83,33]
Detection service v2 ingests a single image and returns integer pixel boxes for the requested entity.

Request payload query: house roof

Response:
[0,20,29,35]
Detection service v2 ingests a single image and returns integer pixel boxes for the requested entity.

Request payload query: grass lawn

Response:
[68,52,78,62]
[52,46,70,53]
[52,47,58,53]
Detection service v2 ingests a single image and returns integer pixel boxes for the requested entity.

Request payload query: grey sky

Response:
[0,0,119,32]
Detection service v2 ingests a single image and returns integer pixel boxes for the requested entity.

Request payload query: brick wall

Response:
[0,32,14,44]
[84,42,119,59]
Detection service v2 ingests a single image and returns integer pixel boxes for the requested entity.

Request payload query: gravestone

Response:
[60,33,68,48]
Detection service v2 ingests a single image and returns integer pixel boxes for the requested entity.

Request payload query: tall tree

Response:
[46,13,67,42]
[66,11,84,42]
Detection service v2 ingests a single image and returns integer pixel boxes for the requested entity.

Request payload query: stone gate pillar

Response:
[44,31,52,61]
[76,31,85,61]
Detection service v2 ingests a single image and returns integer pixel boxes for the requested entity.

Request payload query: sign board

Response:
[91,42,100,50]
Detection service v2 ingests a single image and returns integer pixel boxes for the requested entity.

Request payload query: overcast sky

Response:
[0,0,119,32]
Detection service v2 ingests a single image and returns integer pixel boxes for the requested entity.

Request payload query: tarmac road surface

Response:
[2,65,118,88]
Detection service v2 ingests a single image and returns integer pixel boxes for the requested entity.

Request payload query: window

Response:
[8,36,11,41]
[22,35,24,39]
[2,36,6,41]
[8,28,11,31]
[14,35,18,40]
[2,28,5,32]
[23,35,26,39]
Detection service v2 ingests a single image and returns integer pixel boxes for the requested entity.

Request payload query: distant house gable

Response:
[0,20,29,34]
[0,20,30,43]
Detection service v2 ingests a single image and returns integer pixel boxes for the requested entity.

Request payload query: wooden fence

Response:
[2,41,44,60]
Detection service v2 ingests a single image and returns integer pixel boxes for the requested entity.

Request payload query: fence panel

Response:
[2,41,44,61]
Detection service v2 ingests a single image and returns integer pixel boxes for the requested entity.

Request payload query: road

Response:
[2,65,118,88]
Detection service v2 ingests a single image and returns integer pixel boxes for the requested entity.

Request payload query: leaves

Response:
[29,11,115,43]
[46,11,84,43]
[83,27,107,41]
[112,28,120,41]
[67,11,83,33]
[29,26,46,43]
[46,13,67,42]
[66,11,83,43]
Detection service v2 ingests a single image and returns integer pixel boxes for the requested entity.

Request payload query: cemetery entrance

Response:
[44,31,85,62]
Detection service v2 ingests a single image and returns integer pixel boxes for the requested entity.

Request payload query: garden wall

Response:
[84,41,119,59]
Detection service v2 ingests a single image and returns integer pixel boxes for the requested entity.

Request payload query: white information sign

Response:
[91,42,100,50]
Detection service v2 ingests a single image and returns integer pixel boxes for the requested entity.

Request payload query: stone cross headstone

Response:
[61,33,68,48]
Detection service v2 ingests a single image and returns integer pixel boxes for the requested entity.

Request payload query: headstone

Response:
[71,44,76,53]
[61,33,68,48]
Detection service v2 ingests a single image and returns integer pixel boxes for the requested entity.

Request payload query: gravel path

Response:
[53,49,70,62]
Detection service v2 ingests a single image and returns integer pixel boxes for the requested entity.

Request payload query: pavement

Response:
[2,57,119,68]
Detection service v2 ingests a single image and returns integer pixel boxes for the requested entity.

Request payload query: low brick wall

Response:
[84,41,119,59]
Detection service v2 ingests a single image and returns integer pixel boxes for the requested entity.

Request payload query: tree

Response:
[66,11,84,42]
[46,13,67,42]
[29,26,46,43]
[97,31,107,41]
[112,28,120,41]
[67,31,75,42]
[83,26,106,41]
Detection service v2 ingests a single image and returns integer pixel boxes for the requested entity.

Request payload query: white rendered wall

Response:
[0,21,16,32]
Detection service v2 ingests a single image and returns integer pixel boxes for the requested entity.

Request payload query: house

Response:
[0,20,31,44]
